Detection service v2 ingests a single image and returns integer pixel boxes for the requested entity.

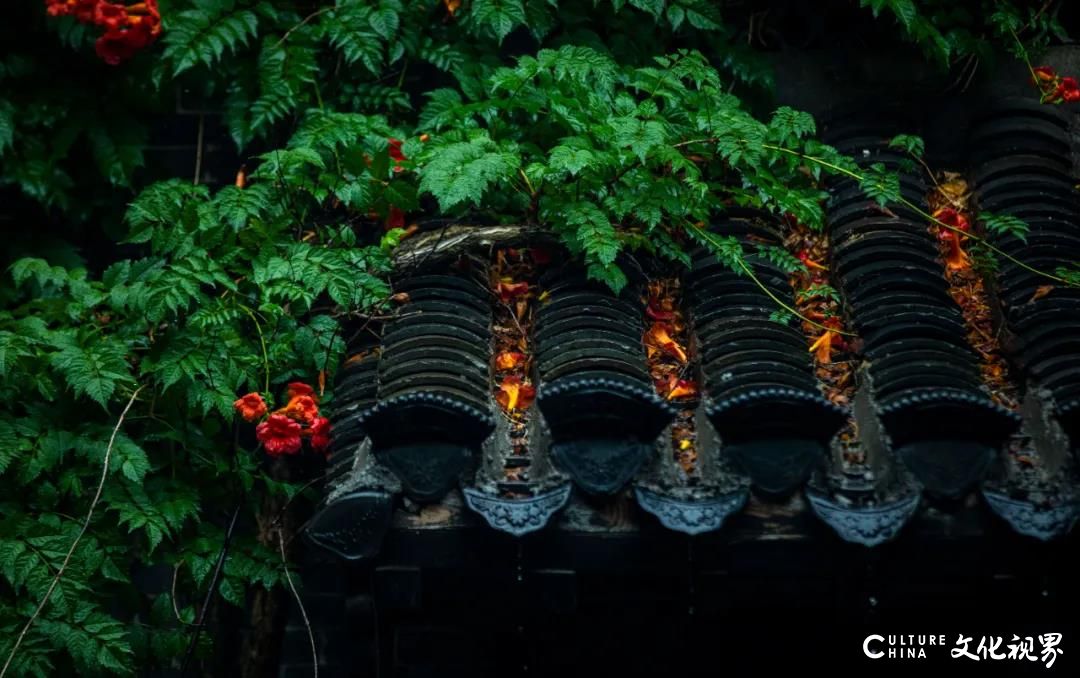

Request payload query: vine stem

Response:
[687,222,857,337]
[179,497,243,677]
[278,529,317,678]
[240,304,272,395]
[1007,26,1042,96]
[760,144,1071,285]
[1,387,144,678]
[193,113,205,186]
[274,7,332,48]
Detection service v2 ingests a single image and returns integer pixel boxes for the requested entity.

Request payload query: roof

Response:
[305,91,1080,562]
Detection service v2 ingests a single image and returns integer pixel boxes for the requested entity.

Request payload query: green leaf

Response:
[250,38,319,135]
[325,3,385,73]
[979,212,1029,242]
[629,0,665,20]
[888,133,925,158]
[470,0,526,42]
[0,419,21,475]
[889,0,918,29]
[1055,266,1080,287]
[769,106,816,144]
[418,135,521,211]
[49,339,132,407]
[612,117,667,163]
[756,244,807,274]
[586,261,628,294]
[212,184,270,230]
[565,201,622,277]
[859,162,902,208]
[161,8,259,77]
[769,308,795,325]
[798,282,840,304]
[124,180,209,245]
[87,125,146,187]
[368,6,400,40]
[548,145,594,176]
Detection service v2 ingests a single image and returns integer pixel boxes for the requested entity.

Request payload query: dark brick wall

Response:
[275,523,1080,677]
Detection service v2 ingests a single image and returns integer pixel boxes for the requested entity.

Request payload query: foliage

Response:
[0,0,1072,674]
[0,98,396,674]
[980,211,1030,242]
[409,47,856,290]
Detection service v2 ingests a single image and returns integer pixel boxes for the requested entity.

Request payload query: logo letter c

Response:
[864,634,884,659]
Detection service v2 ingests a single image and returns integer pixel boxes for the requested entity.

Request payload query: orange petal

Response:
[343,351,371,367]
[798,250,828,270]
[516,382,536,410]
[496,280,530,302]
[945,239,970,270]
[661,341,688,363]
[809,331,834,364]
[495,351,526,370]
[646,323,687,362]
[497,379,520,411]
[646,302,676,321]
[667,379,698,400]
[496,376,535,412]
[1030,285,1054,302]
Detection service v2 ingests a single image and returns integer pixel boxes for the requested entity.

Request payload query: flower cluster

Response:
[388,138,406,173]
[785,217,851,368]
[1032,66,1080,104]
[233,382,331,457]
[382,136,427,237]
[932,207,971,270]
[44,0,161,65]
[643,279,698,476]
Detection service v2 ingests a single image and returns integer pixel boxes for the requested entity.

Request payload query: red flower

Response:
[938,230,970,270]
[233,392,268,423]
[666,378,699,400]
[1059,76,1080,103]
[1033,66,1056,83]
[256,414,303,456]
[932,207,970,270]
[933,207,970,232]
[387,207,405,230]
[797,249,828,270]
[95,31,135,65]
[93,2,127,31]
[808,317,845,364]
[286,382,316,400]
[280,395,319,425]
[46,0,99,22]
[309,416,331,455]
[388,137,406,173]
[495,280,530,302]
[388,138,405,161]
[47,0,161,64]
[644,322,688,363]
[496,375,536,411]
[495,351,526,370]
[45,0,75,17]
[94,19,157,64]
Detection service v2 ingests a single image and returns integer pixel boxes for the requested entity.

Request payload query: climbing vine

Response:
[0,0,1074,674]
